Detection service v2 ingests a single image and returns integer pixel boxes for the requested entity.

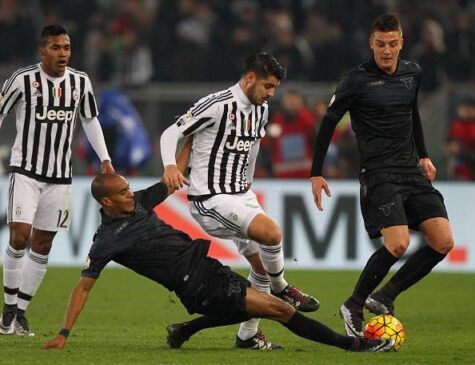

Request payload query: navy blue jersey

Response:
[311,58,428,176]
[81,182,210,293]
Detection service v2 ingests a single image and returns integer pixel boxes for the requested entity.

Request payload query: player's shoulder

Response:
[191,87,234,111]
[3,64,38,86]
[67,66,90,79]
[399,59,422,74]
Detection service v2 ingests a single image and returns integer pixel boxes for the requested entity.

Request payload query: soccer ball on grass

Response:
[364,314,406,351]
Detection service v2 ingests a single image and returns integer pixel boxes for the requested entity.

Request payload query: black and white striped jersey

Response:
[0,63,98,184]
[175,83,268,199]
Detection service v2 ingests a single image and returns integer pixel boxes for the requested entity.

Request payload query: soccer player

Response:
[0,25,114,336]
[310,14,454,337]
[160,53,319,349]
[41,173,393,352]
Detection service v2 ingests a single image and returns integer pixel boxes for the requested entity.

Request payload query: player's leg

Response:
[246,206,319,311]
[341,178,406,336]
[1,173,39,335]
[368,218,453,314]
[168,287,393,351]
[14,183,70,336]
[190,194,318,312]
[234,242,271,346]
[367,186,452,315]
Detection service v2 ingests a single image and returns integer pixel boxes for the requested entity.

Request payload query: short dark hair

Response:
[370,14,402,35]
[40,25,68,46]
[242,53,287,80]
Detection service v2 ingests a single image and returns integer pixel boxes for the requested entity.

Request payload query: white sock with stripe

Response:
[259,242,288,294]
[237,270,270,340]
[17,250,48,312]
[3,245,26,305]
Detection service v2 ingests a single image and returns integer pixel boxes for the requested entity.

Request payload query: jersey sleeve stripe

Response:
[182,117,212,136]
[191,90,232,115]
[0,89,22,114]
[1,65,37,95]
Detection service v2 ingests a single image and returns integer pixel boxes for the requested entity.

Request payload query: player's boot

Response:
[340,301,364,337]
[349,337,394,352]
[14,315,35,337]
[272,285,320,312]
[236,330,283,350]
[166,323,190,349]
[365,291,395,316]
[0,304,16,335]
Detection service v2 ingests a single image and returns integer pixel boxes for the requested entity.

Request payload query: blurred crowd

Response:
[0,0,474,179]
[1,0,475,89]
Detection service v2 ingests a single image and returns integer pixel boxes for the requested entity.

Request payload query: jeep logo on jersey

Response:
[35,106,75,123]
[224,135,256,153]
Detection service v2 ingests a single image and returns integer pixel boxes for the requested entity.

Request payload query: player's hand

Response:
[420,158,436,182]
[42,335,67,350]
[163,164,190,191]
[100,160,115,174]
[310,176,331,211]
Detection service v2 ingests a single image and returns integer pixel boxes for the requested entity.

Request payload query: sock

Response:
[259,241,288,293]
[17,250,48,312]
[237,270,270,340]
[380,245,446,301]
[181,314,251,340]
[349,246,398,307]
[283,312,354,350]
[3,245,26,305]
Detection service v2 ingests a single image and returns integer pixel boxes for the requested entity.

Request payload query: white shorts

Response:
[190,190,264,257]
[7,173,72,231]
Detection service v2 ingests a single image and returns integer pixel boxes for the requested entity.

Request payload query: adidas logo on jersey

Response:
[36,106,74,123]
[33,89,42,97]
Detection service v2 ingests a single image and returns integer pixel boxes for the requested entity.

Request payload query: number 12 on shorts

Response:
[57,210,69,228]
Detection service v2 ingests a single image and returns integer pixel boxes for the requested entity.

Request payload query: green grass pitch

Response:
[1,268,474,365]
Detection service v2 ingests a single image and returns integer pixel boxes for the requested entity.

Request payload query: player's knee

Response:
[9,234,29,250]
[434,237,454,255]
[31,240,53,256]
[262,226,282,246]
[387,240,409,258]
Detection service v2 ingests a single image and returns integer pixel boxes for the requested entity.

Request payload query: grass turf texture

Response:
[1,268,474,365]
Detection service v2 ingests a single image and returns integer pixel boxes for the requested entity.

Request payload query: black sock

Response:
[283,312,354,350]
[180,314,251,339]
[381,245,446,301]
[349,246,398,307]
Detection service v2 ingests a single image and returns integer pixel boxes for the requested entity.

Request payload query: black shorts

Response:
[177,257,251,319]
[360,172,448,239]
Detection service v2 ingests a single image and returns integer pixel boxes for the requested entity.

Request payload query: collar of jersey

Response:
[231,83,253,108]
[38,62,68,82]
[367,57,401,77]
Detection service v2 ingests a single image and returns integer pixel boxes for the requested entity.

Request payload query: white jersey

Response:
[0,63,98,184]
[175,83,268,199]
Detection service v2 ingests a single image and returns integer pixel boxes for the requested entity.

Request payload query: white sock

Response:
[17,250,48,312]
[3,245,26,305]
[237,270,270,340]
[259,242,288,293]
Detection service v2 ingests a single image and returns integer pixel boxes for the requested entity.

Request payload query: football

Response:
[364,315,406,351]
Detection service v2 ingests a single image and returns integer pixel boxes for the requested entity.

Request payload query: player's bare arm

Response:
[310,176,331,211]
[176,136,193,176]
[42,276,96,350]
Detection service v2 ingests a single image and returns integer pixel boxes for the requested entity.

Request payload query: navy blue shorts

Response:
[177,257,251,319]
[360,172,448,239]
